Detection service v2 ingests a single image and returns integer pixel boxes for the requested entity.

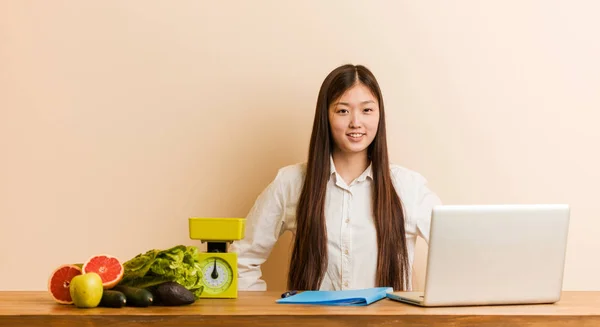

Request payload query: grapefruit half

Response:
[48,264,83,304]
[82,254,124,289]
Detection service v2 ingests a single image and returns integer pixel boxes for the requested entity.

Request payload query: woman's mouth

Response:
[346,133,365,142]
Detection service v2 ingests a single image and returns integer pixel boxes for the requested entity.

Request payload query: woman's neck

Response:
[332,150,369,185]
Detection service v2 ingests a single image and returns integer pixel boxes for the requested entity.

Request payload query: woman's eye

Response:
[337,109,349,114]
[364,108,373,112]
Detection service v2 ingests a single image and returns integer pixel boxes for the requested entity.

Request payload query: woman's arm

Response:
[413,174,443,244]
[229,169,288,291]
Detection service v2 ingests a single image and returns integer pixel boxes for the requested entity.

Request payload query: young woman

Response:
[229,64,442,292]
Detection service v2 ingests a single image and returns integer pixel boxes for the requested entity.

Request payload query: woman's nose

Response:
[349,112,361,127]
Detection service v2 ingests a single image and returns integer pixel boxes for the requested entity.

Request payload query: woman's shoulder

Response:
[271,162,307,185]
[388,164,439,219]
[274,162,428,182]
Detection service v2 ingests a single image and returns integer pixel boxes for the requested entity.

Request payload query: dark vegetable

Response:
[99,290,127,308]
[151,281,196,306]
[112,285,153,307]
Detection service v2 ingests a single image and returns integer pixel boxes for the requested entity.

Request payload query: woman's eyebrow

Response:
[335,100,375,106]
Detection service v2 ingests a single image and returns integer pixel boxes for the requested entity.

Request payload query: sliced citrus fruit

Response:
[48,264,83,304]
[82,254,124,289]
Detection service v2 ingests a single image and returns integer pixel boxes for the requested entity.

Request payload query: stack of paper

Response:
[276,287,393,306]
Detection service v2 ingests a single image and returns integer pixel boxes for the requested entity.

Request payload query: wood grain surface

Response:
[1,291,599,327]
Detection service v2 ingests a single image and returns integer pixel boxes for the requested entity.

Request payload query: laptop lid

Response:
[421,204,570,306]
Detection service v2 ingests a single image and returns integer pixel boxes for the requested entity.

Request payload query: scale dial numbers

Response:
[199,256,233,295]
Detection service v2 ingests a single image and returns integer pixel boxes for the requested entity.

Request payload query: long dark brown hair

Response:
[287,64,410,291]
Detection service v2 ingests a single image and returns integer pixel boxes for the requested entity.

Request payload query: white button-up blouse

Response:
[229,158,442,291]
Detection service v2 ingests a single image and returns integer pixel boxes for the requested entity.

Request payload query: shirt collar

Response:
[329,155,373,183]
[329,155,337,176]
[358,162,374,182]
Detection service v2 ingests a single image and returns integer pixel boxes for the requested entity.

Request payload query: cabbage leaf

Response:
[119,245,204,299]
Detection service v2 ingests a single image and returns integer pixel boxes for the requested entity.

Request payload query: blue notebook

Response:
[276,287,392,306]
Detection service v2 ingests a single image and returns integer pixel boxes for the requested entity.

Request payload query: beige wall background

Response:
[1,1,599,291]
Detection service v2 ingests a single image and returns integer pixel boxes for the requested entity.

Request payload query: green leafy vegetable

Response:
[119,245,204,299]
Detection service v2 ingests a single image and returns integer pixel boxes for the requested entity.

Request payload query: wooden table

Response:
[1,291,600,326]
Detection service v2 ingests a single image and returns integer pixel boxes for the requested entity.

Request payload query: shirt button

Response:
[344,281,349,287]
[345,218,350,224]
[344,249,349,255]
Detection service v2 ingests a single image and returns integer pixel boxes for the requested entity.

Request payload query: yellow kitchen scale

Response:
[188,217,245,299]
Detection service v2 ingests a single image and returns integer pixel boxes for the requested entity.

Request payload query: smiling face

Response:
[328,82,380,157]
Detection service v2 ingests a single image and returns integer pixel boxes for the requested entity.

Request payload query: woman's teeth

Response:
[349,133,364,137]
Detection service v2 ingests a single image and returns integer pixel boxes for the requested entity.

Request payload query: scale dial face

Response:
[198,256,233,294]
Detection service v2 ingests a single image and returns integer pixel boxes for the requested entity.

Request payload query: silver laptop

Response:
[387,204,570,307]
